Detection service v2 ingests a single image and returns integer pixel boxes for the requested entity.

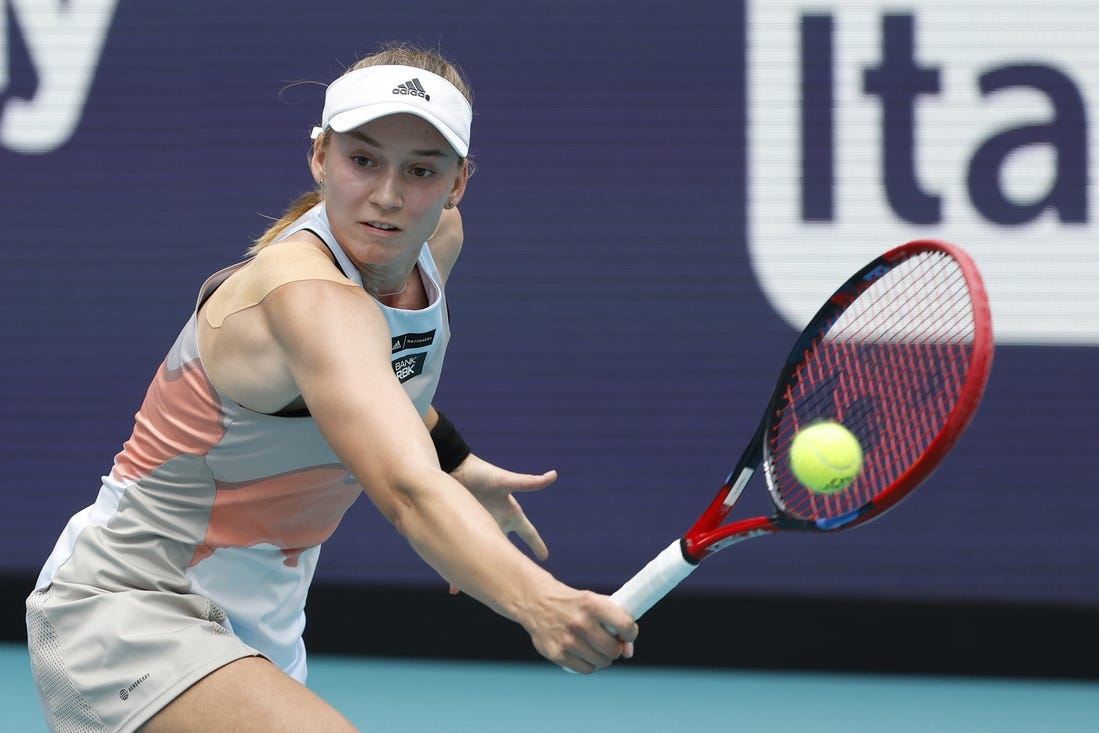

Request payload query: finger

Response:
[583,637,622,670]
[561,653,598,675]
[564,644,612,674]
[515,515,549,561]
[503,469,558,493]
[590,630,628,663]
[602,610,639,644]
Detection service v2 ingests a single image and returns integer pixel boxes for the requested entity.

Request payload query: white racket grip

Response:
[610,540,697,620]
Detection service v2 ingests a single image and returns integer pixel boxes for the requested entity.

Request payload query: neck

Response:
[360,268,410,297]
[357,247,421,298]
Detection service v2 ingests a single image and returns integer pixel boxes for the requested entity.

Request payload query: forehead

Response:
[338,113,454,155]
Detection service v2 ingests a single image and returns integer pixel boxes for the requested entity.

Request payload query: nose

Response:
[370,170,403,211]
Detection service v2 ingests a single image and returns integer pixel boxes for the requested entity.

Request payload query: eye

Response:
[409,166,435,179]
[351,155,376,168]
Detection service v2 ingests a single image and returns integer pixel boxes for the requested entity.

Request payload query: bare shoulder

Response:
[204,238,354,327]
[255,242,393,370]
[250,237,347,283]
[198,239,375,413]
[253,240,392,368]
[427,207,464,283]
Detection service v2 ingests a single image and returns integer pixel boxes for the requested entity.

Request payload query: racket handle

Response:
[561,540,696,674]
[610,539,697,620]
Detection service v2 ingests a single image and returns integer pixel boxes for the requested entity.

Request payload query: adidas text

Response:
[393,79,430,101]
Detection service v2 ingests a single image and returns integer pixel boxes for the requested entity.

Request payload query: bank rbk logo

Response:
[1,0,119,154]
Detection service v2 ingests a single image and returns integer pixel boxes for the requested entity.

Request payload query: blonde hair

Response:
[249,43,473,255]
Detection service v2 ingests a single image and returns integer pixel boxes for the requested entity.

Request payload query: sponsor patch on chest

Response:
[392,352,427,383]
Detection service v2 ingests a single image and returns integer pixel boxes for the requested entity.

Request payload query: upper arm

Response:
[428,206,464,283]
[261,279,439,518]
[198,240,362,413]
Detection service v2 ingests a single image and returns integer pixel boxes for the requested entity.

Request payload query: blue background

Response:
[3,1,1097,609]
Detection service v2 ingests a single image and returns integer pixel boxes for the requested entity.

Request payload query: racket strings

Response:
[833,253,971,345]
[768,251,979,521]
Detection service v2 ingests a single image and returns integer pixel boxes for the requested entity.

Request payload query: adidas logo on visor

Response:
[393,78,430,101]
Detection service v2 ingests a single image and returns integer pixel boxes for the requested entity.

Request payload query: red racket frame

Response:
[682,240,994,561]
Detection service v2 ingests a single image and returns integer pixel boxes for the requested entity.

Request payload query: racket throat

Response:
[691,463,759,536]
[688,516,776,558]
[722,468,754,508]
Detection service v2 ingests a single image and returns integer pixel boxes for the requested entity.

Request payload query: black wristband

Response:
[431,410,472,473]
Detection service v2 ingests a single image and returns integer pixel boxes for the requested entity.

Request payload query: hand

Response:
[521,587,638,674]
[448,453,555,563]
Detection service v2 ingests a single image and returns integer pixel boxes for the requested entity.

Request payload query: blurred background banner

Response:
[2,0,1096,621]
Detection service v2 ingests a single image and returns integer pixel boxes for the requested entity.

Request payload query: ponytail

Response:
[248,189,322,256]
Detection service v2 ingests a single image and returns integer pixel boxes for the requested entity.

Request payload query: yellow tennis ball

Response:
[789,422,863,494]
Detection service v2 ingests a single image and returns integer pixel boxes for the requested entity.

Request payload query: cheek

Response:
[321,188,361,238]
[416,177,457,206]
[324,174,366,211]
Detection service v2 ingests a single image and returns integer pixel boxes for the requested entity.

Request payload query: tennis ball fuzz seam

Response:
[789,421,864,494]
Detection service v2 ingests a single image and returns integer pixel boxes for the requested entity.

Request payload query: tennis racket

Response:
[611,239,994,621]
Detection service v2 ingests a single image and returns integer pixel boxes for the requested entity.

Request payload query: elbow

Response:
[363,472,435,542]
[382,497,418,540]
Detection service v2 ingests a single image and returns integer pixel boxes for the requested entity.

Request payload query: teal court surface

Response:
[2,643,1096,731]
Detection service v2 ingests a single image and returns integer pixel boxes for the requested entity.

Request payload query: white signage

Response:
[0,0,118,154]
[748,2,1098,345]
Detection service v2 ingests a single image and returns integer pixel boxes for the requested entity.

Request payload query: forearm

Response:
[263,273,635,671]
[307,379,517,608]
[389,470,562,625]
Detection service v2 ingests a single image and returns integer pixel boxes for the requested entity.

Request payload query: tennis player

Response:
[25,43,638,733]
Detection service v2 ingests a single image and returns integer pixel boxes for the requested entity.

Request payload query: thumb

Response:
[504,469,558,494]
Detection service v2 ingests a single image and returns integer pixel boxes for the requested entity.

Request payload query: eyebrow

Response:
[346,130,451,158]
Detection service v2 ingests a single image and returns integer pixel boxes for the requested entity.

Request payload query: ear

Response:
[309,136,328,185]
[446,159,470,208]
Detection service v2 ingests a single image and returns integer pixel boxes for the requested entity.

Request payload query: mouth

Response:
[363,221,402,233]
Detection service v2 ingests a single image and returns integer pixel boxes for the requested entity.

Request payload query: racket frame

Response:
[681,240,992,561]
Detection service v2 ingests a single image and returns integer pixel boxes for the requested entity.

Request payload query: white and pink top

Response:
[34,204,450,682]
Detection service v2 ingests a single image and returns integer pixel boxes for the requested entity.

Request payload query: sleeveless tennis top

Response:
[33,203,451,682]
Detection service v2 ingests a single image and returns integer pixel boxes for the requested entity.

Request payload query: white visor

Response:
[312,65,472,157]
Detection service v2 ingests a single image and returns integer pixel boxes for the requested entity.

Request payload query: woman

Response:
[26,43,638,733]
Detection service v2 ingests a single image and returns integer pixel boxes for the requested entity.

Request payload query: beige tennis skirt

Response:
[26,584,260,733]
